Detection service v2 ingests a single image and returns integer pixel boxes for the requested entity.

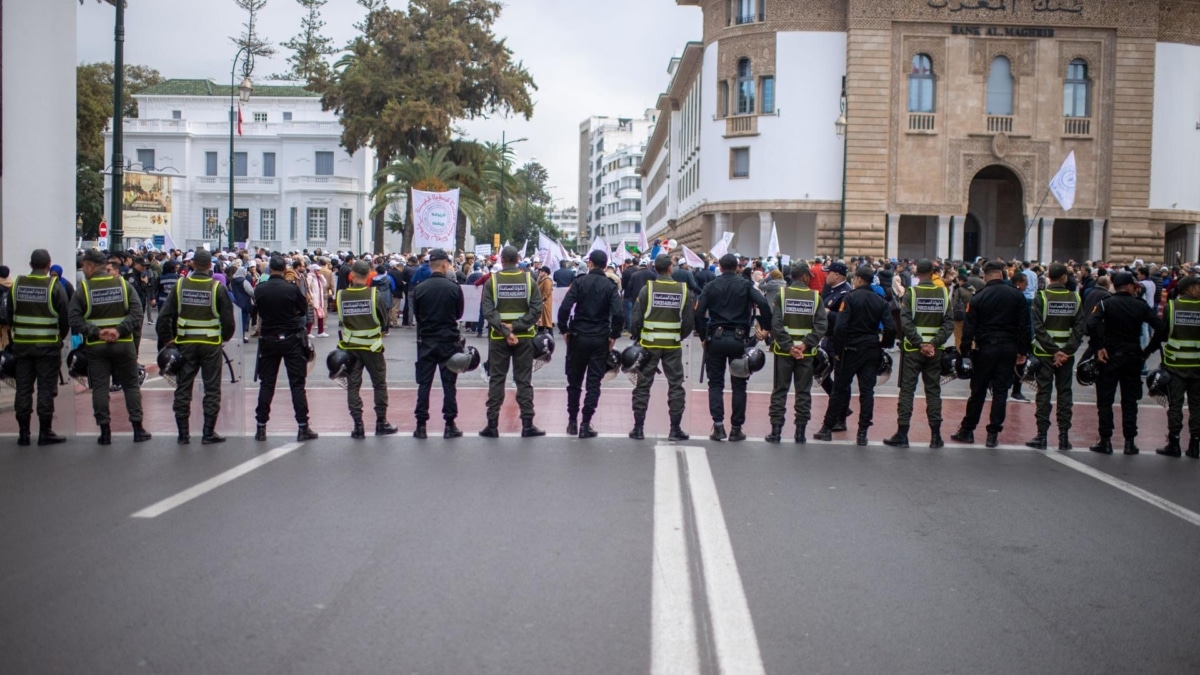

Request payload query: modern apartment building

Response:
[577,113,656,248]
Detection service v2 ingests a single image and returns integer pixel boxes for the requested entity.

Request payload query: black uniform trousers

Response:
[705,334,749,426]
[822,345,880,430]
[769,352,815,429]
[173,343,223,422]
[1095,348,1143,440]
[486,337,535,422]
[255,334,310,426]
[960,346,1017,434]
[86,342,142,425]
[566,335,609,423]
[346,349,388,422]
[13,344,60,421]
[415,341,458,424]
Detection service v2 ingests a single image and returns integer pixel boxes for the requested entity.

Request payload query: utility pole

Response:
[108,0,126,250]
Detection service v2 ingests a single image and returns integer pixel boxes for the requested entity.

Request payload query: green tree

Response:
[371,146,484,253]
[273,0,335,85]
[231,0,275,59]
[317,0,536,252]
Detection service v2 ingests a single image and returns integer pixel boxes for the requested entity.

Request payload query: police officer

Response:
[1157,275,1200,457]
[820,261,852,425]
[1026,262,1085,451]
[254,255,318,442]
[156,248,235,445]
[8,248,70,445]
[69,248,149,445]
[950,260,1031,448]
[884,259,953,449]
[338,259,397,439]
[766,262,827,444]
[628,254,694,441]
[1086,271,1166,455]
[480,245,545,438]
[695,253,772,442]
[814,266,895,446]
[411,248,464,440]
[558,248,624,439]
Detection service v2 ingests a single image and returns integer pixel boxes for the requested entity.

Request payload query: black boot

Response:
[794,425,807,444]
[444,421,463,439]
[710,423,727,442]
[133,423,152,443]
[1058,432,1072,451]
[830,420,848,433]
[985,432,999,449]
[177,418,190,445]
[668,425,689,442]
[480,418,499,438]
[1025,433,1048,450]
[578,421,597,439]
[883,425,909,448]
[950,428,975,444]
[1089,438,1114,455]
[413,422,428,439]
[98,424,112,446]
[1123,440,1140,455]
[929,425,944,449]
[255,423,268,441]
[296,425,318,442]
[36,417,66,446]
[202,419,226,445]
[629,416,645,440]
[521,420,546,438]
[1187,438,1200,459]
[1156,436,1182,457]
[856,429,869,446]
[566,418,578,436]
[350,419,364,439]
[17,415,31,447]
[765,425,783,444]
[728,426,746,442]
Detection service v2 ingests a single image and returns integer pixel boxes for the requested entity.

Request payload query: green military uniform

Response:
[68,274,145,427]
[481,267,544,425]
[1030,284,1084,438]
[895,282,954,428]
[9,273,69,443]
[337,284,390,424]
[767,283,827,439]
[156,270,236,431]
[1160,295,1200,455]
[630,278,694,428]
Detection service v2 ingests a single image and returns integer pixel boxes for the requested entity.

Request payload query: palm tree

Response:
[371,145,484,253]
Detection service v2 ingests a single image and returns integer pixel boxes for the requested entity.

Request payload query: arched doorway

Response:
[964,213,982,262]
[966,165,1025,260]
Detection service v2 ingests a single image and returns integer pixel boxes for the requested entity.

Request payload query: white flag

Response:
[590,236,608,255]
[538,232,559,270]
[163,228,177,252]
[638,228,648,254]
[710,231,735,259]
[1049,151,1077,212]
[767,221,780,258]
[520,239,528,260]
[412,188,460,249]
[682,245,705,269]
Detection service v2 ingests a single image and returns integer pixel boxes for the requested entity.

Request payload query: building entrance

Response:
[967,165,1025,260]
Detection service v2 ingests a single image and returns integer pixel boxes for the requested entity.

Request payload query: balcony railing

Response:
[987,115,1013,134]
[907,113,936,132]
[1064,117,1092,136]
[725,115,758,137]
[289,175,359,189]
[735,13,755,24]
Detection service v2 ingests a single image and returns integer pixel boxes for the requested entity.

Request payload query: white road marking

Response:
[1041,451,1200,527]
[651,445,699,675]
[680,446,767,675]
[130,443,304,519]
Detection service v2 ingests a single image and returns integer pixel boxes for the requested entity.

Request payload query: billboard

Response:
[121,172,172,239]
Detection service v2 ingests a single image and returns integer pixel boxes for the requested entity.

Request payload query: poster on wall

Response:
[411,188,459,250]
[121,172,173,239]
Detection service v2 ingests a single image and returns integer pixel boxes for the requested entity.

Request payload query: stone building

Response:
[641,0,1200,263]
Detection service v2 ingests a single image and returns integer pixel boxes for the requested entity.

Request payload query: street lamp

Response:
[357,218,364,254]
[229,47,255,252]
[498,131,528,243]
[835,75,848,261]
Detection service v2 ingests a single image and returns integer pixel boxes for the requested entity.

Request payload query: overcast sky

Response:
[76,0,703,210]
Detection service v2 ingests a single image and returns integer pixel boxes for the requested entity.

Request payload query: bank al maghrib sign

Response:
[951,25,1057,37]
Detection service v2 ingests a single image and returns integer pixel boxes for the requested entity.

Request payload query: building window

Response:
[205,152,218,177]
[307,207,328,242]
[315,151,334,176]
[339,209,353,243]
[731,147,750,178]
[171,110,181,120]
[986,56,1014,116]
[718,80,729,117]
[908,54,936,113]
[736,58,755,114]
[136,149,155,172]
[253,112,267,123]
[283,112,293,121]
[263,152,276,178]
[233,152,248,177]
[290,207,298,241]
[736,0,755,24]
[260,209,277,241]
[760,76,775,114]
[1064,59,1090,118]
[202,207,220,238]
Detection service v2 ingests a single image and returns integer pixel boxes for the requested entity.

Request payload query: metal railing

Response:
[987,115,1013,133]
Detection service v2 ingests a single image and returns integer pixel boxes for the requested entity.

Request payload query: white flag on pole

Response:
[520,239,528,260]
[767,221,780,258]
[590,236,608,255]
[1049,151,1077,212]
[709,231,735,259]
[163,229,177,252]
[682,245,705,269]
[411,188,460,249]
[638,228,649,254]
[537,232,558,269]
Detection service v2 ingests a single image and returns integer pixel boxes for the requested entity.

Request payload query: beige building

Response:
[642,0,1200,263]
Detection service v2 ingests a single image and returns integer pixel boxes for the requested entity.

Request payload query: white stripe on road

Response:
[651,445,699,675]
[1041,451,1200,527]
[130,443,304,519]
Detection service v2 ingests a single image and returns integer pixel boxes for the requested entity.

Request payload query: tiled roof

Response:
[138,79,317,98]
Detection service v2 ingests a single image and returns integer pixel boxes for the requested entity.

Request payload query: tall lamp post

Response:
[497,131,528,243]
[357,218,364,254]
[834,75,848,262]
[228,47,254,252]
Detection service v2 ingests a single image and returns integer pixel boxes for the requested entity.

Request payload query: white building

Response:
[577,113,655,248]
[546,206,579,247]
[103,79,376,253]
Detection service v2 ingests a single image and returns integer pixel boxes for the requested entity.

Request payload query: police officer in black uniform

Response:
[766,262,827,444]
[695,253,772,442]
[8,248,69,446]
[820,261,852,426]
[412,248,464,440]
[254,255,318,442]
[558,248,624,439]
[1085,271,1166,455]
[814,265,895,446]
[950,260,1030,448]
[480,246,545,438]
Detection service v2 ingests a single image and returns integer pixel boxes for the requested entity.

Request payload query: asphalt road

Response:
[2,435,1198,674]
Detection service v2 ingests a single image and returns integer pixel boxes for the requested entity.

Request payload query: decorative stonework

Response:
[848,0,1158,36]
[946,137,1050,209]
[969,38,1037,76]
[701,0,847,45]
[717,33,778,82]
[903,36,947,73]
[991,132,1009,159]
[1159,0,1200,46]
[1058,40,1104,73]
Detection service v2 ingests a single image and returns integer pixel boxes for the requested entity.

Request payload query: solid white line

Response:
[681,446,766,675]
[651,445,700,675]
[130,443,304,519]
[1041,451,1200,527]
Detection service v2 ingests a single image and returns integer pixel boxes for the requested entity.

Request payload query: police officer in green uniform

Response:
[68,248,149,445]
[1026,262,1085,450]
[8,248,70,446]
[338,259,398,439]
[480,245,545,438]
[628,254,694,441]
[766,262,827,444]
[1155,275,1200,458]
[884,259,954,449]
[156,248,235,445]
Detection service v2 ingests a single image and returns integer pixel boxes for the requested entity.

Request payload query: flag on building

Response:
[1049,150,1077,212]
[237,104,243,136]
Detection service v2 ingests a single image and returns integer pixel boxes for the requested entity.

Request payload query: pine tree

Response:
[231,0,276,61]
[274,0,335,85]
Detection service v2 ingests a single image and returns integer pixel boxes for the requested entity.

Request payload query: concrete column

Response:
[712,212,730,251]
[1039,218,1055,263]
[1089,219,1105,261]
[1187,223,1200,263]
[1024,218,1040,262]
[886,213,900,260]
[936,215,952,260]
[759,211,773,258]
[951,215,966,261]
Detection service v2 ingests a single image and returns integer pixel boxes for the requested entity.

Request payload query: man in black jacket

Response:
[814,266,895,445]
[254,256,318,441]
[412,249,465,439]
[558,249,624,438]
